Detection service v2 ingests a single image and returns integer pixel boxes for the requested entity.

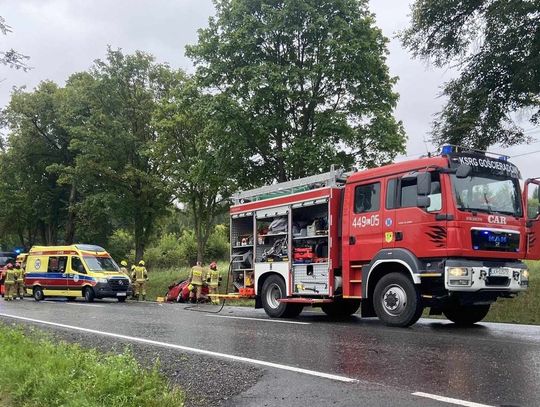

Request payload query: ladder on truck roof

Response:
[232,165,350,204]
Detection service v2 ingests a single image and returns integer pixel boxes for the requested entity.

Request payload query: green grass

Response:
[485,261,540,324]
[0,324,184,407]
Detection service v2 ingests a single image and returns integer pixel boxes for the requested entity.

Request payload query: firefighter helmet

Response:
[120,260,128,267]
[138,260,145,266]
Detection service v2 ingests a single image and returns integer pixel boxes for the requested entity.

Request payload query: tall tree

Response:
[2,81,76,245]
[154,79,244,263]
[400,0,540,149]
[68,48,180,260]
[187,0,405,183]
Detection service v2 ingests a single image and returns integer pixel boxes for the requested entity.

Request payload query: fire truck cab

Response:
[230,147,539,327]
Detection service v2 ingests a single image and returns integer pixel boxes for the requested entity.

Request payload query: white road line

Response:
[0,313,357,383]
[39,301,106,308]
[412,392,494,407]
[64,303,106,308]
[207,314,311,325]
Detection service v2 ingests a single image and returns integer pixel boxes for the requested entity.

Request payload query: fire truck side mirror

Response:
[456,164,472,179]
[416,172,431,196]
[417,195,431,208]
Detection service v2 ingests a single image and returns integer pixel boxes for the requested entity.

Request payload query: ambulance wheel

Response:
[443,304,490,326]
[373,272,423,327]
[84,287,95,303]
[322,299,360,318]
[261,275,301,318]
[118,297,127,303]
[33,287,44,301]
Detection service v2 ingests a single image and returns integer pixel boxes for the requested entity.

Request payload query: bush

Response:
[206,224,230,261]
[108,229,134,262]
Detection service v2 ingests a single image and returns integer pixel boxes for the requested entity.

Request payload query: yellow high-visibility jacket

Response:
[132,266,148,282]
[189,266,205,286]
[208,269,220,287]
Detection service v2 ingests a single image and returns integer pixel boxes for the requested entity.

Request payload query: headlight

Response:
[448,267,468,277]
[97,278,108,284]
[522,270,529,280]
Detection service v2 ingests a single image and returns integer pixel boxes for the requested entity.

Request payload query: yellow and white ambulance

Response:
[24,244,132,302]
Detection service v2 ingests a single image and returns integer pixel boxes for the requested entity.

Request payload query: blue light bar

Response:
[499,155,509,161]
[441,145,453,155]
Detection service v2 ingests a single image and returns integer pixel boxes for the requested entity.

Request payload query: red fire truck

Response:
[228,146,539,327]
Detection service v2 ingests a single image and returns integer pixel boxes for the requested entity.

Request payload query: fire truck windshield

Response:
[451,174,522,217]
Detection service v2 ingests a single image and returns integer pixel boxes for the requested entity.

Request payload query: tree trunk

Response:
[64,183,77,244]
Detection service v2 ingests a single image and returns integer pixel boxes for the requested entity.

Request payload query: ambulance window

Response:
[48,256,68,273]
[71,257,86,274]
[354,182,380,213]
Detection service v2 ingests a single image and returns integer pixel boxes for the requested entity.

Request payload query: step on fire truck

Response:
[228,146,539,327]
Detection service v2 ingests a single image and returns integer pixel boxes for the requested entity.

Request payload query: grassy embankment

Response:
[486,261,540,324]
[148,261,539,324]
[146,261,255,306]
[0,324,184,407]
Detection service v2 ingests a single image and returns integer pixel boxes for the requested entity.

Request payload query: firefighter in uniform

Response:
[3,263,16,301]
[207,261,221,304]
[188,262,206,303]
[119,260,130,278]
[14,262,24,300]
[131,260,148,301]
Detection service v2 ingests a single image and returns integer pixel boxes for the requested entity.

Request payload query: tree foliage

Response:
[154,79,243,263]
[187,0,405,182]
[1,82,76,246]
[66,48,182,260]
[400,0,540,149]
[0,16,30,71]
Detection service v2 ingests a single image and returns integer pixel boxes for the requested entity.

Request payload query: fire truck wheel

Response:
[373,272,423,327]
[322,299,360,318]
[33,286,44,302]
[261,275,301,318]
[84,287,95,303]
[443,304,490,325]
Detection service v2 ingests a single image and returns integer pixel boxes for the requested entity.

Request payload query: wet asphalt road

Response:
[1,299,539,407]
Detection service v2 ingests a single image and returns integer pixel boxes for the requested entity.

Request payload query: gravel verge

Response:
[0,317,264,407]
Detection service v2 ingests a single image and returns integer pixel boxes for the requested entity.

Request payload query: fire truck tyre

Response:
[322,299,360,318]
[443,304,490,325]
[261,275,297,318]
[373,273,423,327]
[118,296,127,303]
[84,287,95,303]
[33,286,44,302]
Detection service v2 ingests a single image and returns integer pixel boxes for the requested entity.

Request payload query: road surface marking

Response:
[412,392,494,407]
[0,313,357,383]
[207,314,311,325]
[64,303,106,308]
[39,301,106,308]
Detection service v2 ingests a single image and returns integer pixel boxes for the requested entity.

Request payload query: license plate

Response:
[489,268,508,277]
[116,292,127,297]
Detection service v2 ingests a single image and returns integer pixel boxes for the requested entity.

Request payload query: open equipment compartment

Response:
[253,205,291,286]
[230,212,255,292]
[291,198,331,296]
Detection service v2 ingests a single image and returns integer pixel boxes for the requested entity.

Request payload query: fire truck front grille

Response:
[485,277,510,287]
[108,278,130,292]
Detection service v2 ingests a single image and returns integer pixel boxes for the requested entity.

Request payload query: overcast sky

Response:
[1,0,538,178]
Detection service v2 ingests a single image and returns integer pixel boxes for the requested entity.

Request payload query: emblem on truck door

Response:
[385,232,394,243]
